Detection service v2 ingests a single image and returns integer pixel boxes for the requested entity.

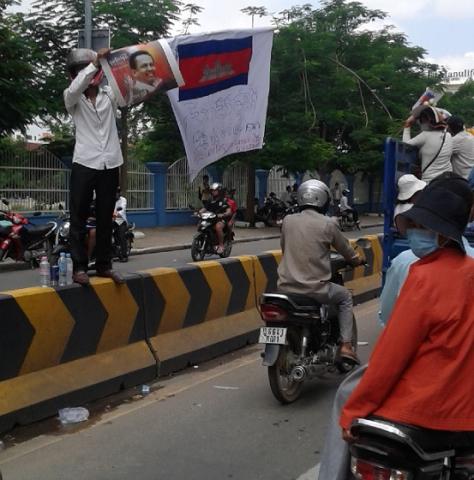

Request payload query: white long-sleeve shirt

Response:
[402,128,452,183]
[64,63,123,170]
[451,131,474,179]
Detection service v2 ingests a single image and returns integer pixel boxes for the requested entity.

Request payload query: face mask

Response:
[406,228,439,258]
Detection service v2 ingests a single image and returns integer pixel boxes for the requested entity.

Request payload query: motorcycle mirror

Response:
[354,238,371,249]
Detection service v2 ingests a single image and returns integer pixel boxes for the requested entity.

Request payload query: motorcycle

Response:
[191,210,233,262]
[112,207,135,262]
[349,417,474,480]
[51,205,134,266]
[337,208,361,232]
[257,195,288,227]
[0,199,57,267]
[258,240,369,404]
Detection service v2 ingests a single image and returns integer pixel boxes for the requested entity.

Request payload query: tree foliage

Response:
[438,81,474,127]
[0,2,44,135]
[254,0,444,175]
[25,0,182,119]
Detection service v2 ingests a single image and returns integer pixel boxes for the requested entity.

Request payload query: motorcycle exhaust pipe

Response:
[291,366,307,382]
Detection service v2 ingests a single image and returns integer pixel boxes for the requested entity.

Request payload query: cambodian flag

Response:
[178,37,253,101]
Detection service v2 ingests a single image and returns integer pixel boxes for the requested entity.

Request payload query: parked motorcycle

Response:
[257,194,288,227]
[349,417,474,480]
[191,210,233,261]
[0,199,57,266]
[258,240,368,404]
[337,208,361,231]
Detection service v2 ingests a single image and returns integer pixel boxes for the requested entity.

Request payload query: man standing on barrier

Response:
[64,48,125,285]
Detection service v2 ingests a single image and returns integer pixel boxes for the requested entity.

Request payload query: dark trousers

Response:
[70,163,119,272]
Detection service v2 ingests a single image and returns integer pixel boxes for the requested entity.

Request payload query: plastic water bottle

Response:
[65,253,73,285]
[39,256,50,287]
[58,252,67,287]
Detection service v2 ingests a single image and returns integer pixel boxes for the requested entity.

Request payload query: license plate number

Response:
[259,327,287,345]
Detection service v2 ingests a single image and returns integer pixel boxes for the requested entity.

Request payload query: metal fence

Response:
[0,148,70,212]
[267,165,296,198]
[0,148,154,212]
[127,158,154,210]
[166,158,209,210]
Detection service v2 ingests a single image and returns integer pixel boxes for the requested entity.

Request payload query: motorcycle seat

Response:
[23,223,54,237]
[353,417,474,460]
[276,292,322,311]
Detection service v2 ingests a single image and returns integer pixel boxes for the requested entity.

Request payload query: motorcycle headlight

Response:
[59,221,70,238]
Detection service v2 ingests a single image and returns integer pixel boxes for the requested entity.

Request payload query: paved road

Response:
[0,299,382,480]
[0,226,382,292]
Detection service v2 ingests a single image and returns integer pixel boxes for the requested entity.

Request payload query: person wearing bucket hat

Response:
[403,106,453,183]
[400,172,472,255]
[318,173,474,480]
[340,172,474,444]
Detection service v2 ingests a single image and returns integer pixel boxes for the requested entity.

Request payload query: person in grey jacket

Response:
[277,180,364,363]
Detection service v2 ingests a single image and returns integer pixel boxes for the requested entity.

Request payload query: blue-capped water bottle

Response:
[58,252,67,287]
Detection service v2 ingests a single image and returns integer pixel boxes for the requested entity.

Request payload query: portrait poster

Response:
[101,39,184,107]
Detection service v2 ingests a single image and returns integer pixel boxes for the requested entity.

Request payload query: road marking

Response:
[297,463,320,480]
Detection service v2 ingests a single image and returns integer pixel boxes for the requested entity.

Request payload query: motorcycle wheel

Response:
[268,334,303,404]
[220,240,233,258]
[126,237,133,257]
[336,315,359,374]
[191,233,206,262]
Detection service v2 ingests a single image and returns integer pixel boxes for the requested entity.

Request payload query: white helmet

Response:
[297,179,331,212]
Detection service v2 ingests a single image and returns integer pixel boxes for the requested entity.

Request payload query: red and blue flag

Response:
[178,36,253,101]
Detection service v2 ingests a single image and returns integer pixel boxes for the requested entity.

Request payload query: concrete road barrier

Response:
[0,235,383,433]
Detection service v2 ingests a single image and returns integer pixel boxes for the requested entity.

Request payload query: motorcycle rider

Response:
[201,183,232,255]
[278,179,365,363]
[339,188,359,226]
[113,186,129,262]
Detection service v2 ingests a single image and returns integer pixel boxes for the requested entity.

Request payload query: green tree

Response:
[438,81,474,127]
[241,6,268,28]
[0,2,43,135]
[26,0,186,191]
[256,0,443,176]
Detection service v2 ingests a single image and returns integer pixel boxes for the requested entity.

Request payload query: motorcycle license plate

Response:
[259,327,287,345]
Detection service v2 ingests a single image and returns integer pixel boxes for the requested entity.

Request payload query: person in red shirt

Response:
[340,174,474,441]
[225,188,238,230]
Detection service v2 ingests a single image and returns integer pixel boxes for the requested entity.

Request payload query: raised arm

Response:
[63,63,98,113]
